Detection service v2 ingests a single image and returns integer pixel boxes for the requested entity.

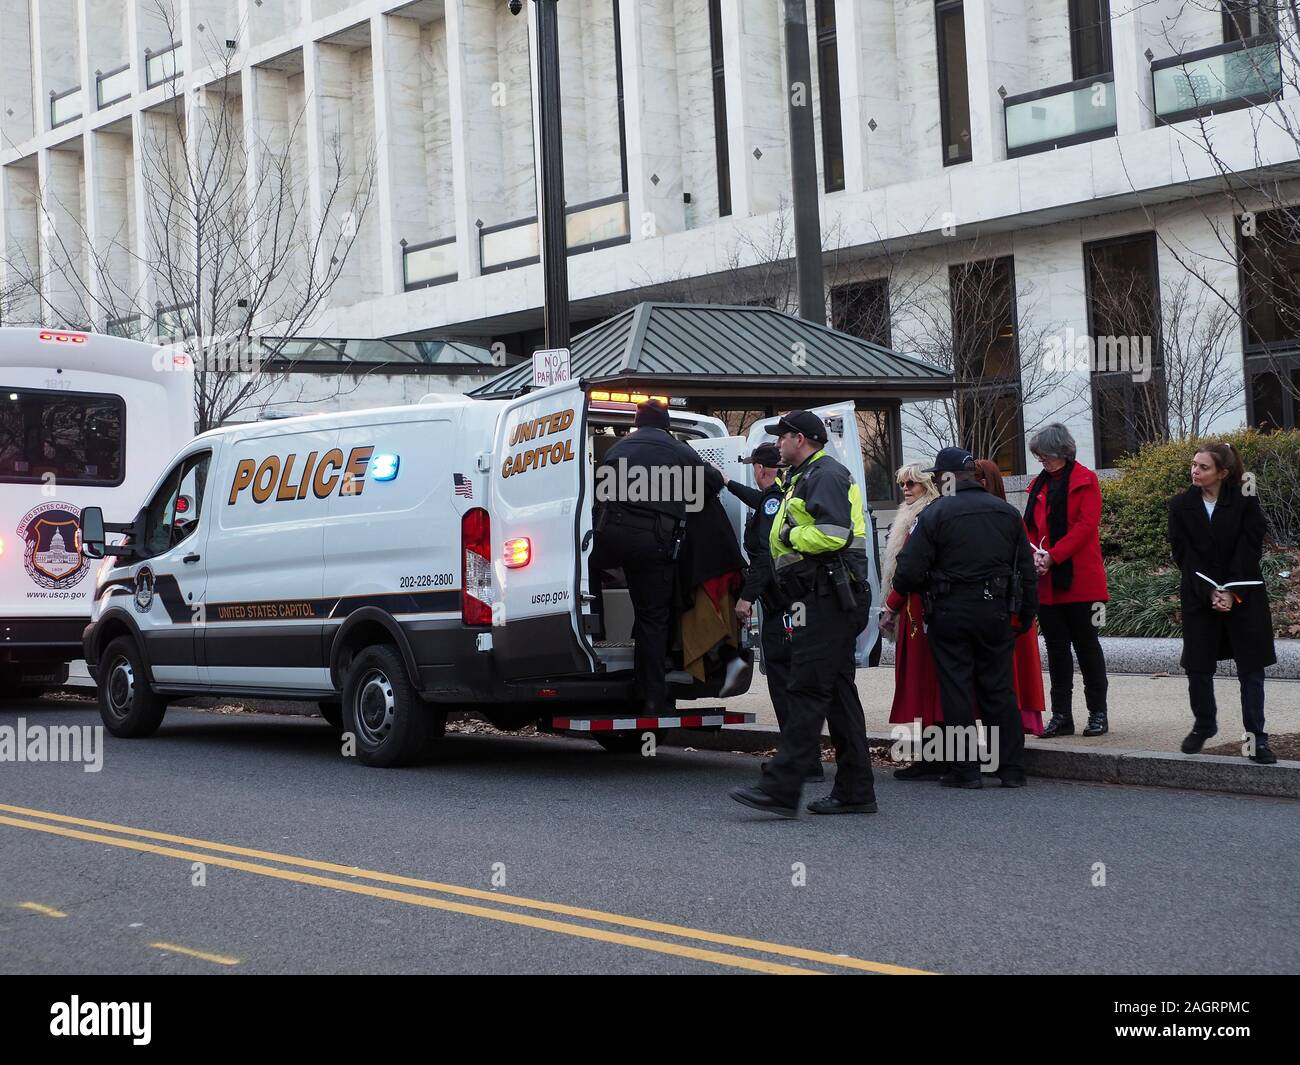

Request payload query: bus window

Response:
[0,387,126,486]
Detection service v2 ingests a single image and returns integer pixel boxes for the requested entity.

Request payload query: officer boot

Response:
[1040,711,1074,738]
[1081,710,1108,737]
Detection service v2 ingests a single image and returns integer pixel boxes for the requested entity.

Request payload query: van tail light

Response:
[503,537,531,568]
[461,507,493,626]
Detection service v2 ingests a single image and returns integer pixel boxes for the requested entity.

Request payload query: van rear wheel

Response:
[98,636,168,738]
[343,645,444,767]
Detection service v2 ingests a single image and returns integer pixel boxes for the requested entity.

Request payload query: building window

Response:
[1240,206,1300,430]
[949,257,1024,474]
[831,279,891,348]
[935,1,972,165]
[708,0,731,217]
[814,0,845,192]
[1069,0,1113,79]
[1223,0,1275,42]
[1084,233,1167,467]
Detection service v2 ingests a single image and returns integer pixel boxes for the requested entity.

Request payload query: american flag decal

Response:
[453,473,473,499]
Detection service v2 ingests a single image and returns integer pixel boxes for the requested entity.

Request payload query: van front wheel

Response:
[98,637,168,738]
[343,645,444,767]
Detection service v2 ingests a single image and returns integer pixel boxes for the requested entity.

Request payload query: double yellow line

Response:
[0,801,935,975]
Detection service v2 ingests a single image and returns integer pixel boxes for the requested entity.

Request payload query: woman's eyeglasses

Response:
[898,479,919,489]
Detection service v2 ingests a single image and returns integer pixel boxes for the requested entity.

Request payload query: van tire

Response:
[317,701,343,729]
[98,636,168,738]
[343,645,443,767]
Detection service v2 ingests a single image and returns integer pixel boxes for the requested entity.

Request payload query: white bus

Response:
[1,327,193,695]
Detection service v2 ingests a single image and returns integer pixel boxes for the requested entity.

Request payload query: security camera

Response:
[509,0,523,14]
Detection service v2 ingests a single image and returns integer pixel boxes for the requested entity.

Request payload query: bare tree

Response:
[0,5,378,432]
[894,253,1089,468]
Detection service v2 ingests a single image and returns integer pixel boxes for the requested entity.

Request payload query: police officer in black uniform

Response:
[729,411,875,817]
[592,399,706,714]
[891,447,1039,788]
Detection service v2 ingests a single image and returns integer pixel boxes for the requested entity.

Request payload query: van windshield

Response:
[0,387,126,486]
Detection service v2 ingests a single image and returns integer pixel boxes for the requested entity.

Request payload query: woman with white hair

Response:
[1024,422,1110,738]
[880,464,945,778]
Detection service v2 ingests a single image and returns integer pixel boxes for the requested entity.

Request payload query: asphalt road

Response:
[1,696,1297,975]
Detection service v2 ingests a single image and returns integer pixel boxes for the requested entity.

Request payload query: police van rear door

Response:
[746,404,881,667]
[687,436,747,548]
[490,380,595,680]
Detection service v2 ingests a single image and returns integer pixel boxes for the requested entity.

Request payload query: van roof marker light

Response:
[372,453,400,481]
[39,331,87,344]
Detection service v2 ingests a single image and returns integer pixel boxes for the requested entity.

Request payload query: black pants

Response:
[759,604,792,730]
[594,520,676,711]
[1188,670,1267,741]
[1038,601,1108,717]
[927,589,1024,781]
[760,589,875,807]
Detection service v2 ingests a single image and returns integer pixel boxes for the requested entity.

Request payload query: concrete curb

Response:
[665,723,1300,800]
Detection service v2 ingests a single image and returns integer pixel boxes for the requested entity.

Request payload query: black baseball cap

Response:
[742,443,783,467]
[925,446,976,473]
[763,410,828,444]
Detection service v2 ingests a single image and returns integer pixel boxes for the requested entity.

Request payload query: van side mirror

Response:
[80,507,106,559]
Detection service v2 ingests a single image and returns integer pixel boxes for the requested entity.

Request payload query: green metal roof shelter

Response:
[468,302,953,407]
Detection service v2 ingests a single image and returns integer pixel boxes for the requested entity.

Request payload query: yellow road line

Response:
[0,800,933,975]
[17,901,66,918]
[0,814,815,975]
[149,942,240,967]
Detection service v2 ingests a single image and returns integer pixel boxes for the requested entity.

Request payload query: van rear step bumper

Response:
[552,710,755,732]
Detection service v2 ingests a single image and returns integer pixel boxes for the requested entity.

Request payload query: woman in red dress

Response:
[974,459,1045,736]
[880,464,946,777]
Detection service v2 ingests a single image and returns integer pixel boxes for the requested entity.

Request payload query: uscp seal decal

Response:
[17,502,88,590]
[763,497,780,516]
[133,567,156,614]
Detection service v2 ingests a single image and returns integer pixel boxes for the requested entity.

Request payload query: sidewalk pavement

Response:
[716,667,1300,755]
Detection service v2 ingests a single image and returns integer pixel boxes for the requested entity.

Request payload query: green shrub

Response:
[1099,428,1300,564]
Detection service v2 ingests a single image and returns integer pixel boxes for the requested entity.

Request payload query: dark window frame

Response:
[1082,231,1169,467]
[612,0,629,196]
[830,278,892,349]
[708,0,732,217]
[1223,0,1276,42]
[0,386,127,488]
[1068,0,1113,80]
[814,0,845,193]
[935,0,973,167]
[947,255,1026,475]
[139,449,211,560]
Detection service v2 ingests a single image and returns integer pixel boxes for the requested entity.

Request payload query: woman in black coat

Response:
[1167,442,1277,763]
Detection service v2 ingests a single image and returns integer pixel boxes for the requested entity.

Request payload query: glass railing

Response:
[566,194,630,252]
[480,216,541,273]
[50,87,84,128]
[480,194,632,273]
[403,237,457,290]
[1152,35,1282,122]
[258,337,502,366]
[146,42,184,88]
[96,65,133,109]
[1004,74,1116,157]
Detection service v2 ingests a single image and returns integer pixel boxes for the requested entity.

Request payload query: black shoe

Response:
[806,796,878,815]
[729,786,799,818]
[997,771,1028,788]
[1251,746,1278,765]
[1180,728,1217,754]
[893,761,944,780]
[761,760,825,783]
[1081,711,1108,737]
[1040,713,1074,738]
[939,771,982,789]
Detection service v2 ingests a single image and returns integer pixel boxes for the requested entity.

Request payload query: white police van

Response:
[0,328,192,695]
[79,381,879,766]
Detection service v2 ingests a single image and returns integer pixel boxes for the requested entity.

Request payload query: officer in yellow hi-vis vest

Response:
[729,410,876,818]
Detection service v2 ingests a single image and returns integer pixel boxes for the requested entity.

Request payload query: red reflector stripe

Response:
[551,712,755,732]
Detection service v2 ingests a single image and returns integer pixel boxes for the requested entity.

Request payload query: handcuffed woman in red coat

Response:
[1024,423,1110,738]
[880,464,945,778]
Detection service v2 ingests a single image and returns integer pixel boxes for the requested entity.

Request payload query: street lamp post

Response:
[783,0,825,326]
[513,0,570,350]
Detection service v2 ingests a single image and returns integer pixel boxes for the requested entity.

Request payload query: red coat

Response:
[886,587,943,727]
[1026,463,1109,606]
